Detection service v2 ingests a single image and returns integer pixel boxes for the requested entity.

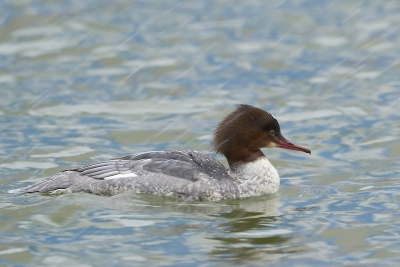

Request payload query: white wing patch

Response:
[104,173,137,180]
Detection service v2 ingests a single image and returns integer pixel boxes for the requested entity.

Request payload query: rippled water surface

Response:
[1,0,400,266]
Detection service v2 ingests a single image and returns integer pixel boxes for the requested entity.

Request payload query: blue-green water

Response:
[1,0,400,266]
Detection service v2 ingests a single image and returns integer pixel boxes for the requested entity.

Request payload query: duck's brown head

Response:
[212,104,310,167]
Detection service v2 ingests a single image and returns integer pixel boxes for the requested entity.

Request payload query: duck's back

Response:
[10,150,238,200]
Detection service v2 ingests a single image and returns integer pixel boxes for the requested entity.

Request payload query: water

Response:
[1,0,400,266]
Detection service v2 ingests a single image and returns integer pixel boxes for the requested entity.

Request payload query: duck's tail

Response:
[8,171,72,194]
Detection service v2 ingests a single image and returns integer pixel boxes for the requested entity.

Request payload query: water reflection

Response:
[208,214,292,263]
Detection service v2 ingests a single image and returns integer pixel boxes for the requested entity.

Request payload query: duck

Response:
[9,104,310,201]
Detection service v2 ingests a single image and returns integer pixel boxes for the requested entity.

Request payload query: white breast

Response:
[230,157,280,198]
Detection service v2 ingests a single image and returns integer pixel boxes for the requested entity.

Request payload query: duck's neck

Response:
[226,149,265,170]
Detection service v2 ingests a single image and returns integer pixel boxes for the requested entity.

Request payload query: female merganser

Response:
[10,104,310,201]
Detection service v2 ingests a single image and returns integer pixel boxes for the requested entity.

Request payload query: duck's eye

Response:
[270,130,275,136]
